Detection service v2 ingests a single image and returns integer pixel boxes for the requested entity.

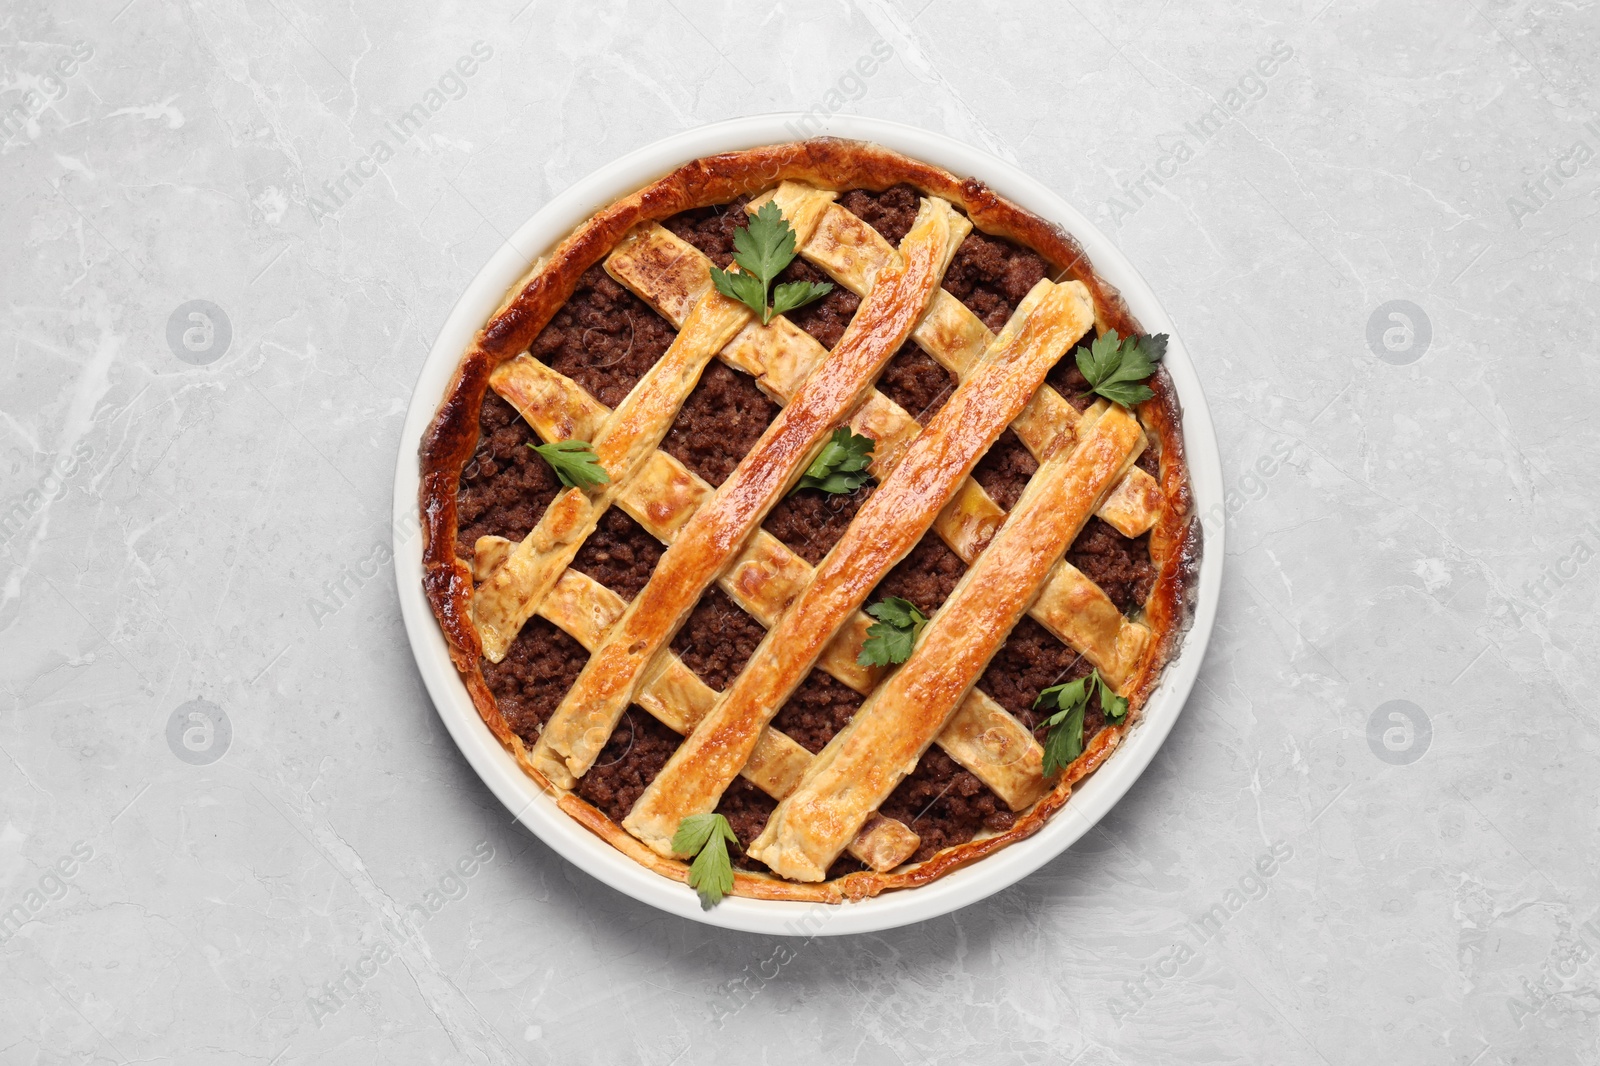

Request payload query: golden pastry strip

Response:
[758,184,1162,539]
[473,554,918,871]
[490,354,1041,810]
[748,404,1146,882]
[471,265,753,662]
[609,221,1148,686]
[622,279,1093,856]
[533,197,964,785]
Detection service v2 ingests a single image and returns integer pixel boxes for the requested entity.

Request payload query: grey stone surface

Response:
[1,1,1596,1063]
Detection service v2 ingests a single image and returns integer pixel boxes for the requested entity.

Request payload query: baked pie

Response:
[420,139,1198,905]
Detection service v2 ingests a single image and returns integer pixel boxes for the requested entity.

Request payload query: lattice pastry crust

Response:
[420,139,1199,904]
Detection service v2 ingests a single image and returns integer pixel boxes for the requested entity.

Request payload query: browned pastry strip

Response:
[533,197,963,786]
[472,272,753,662]
[748,404,1145,881]
[760,184,1162,539]
[623,278,1094,856]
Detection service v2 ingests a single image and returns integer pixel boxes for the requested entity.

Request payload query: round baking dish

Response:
[394,114,1223,935]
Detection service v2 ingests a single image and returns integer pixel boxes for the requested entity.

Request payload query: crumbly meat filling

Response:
[456,392,562,560]
[529,263,677,409]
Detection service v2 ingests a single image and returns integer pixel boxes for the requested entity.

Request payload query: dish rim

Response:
[392,113,1224,935]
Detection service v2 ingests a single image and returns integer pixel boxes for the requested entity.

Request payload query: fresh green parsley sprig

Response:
[1033,668,1129,777]
[529,439,610,489]
[795,427,874,495]
[857,596,929,667]
[710,200,833,324]
[1073,330,1169,408]
[671,812,739,909]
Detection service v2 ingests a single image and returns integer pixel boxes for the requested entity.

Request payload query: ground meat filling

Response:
[763,485,870,566]
[670,587,766,692]
[755,189,963,564]
[968,432,1156,618]
[838,184,921,246]
[661,361,778,488]
[876,342,957,424]
[879,748,1017,865]
[576,710,682,824]
[717,778,778,872]
[872,533,966,615]
[971,428,1038,513]
[481,616,588,743]
[570,507,663,602]
[456,392,563,559]
[1068,518,1156,615]
[465,190,1165,881]
[1137,439,1159,477]
[870,617,1116,865]
[529,263,676,409]
[770,670,862,754]
[781,258,861,350]
[941,229,1049,332]
[1046,334,1161,477]
[717,781,865,880]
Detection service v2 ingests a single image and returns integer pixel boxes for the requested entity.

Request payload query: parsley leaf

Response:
[1034,676,1089,777]
[709,200,833,324]
[1032,669,1131,775]
[671,812,739,909]
[795,427,874,495]
[711,269,766,316]
[1035,666,1131,776]
[857,596,929,667]
[1095,672,1129,725]
[772,280,833,318]
[529,439,610,489]
[1040,698,1086,778]
[1073,330,1169,408]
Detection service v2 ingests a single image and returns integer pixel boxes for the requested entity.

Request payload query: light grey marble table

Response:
[3,1,1597,1063]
